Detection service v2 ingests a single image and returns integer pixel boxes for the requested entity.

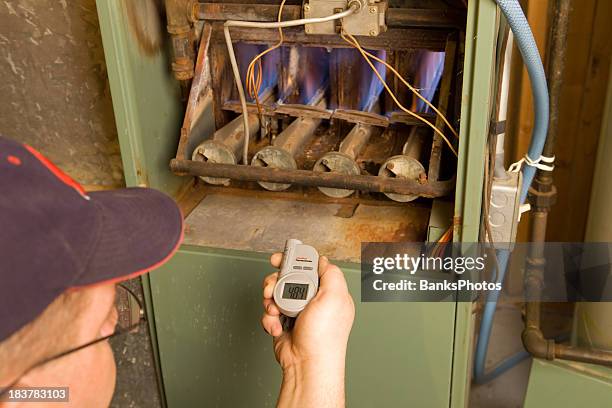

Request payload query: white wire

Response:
[224,2,361,164]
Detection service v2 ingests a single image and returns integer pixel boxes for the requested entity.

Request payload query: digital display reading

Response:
[282,283,309,300]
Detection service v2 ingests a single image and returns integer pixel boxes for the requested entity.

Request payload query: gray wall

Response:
[0,0,123,187]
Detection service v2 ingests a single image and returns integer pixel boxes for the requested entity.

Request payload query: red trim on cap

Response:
[24,144,88,198]
[68,211,185,291]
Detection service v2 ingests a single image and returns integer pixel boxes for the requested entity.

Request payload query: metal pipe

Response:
[164,0,194,84]
[555,344,612,365]
[170,159,455,197]
[521,0,612,367]
[277,47,300,104]
[378,127,427,202]
[251,116,321,191]
[191,114,260,185]
[314,74,382,198]
[314,124,373,198]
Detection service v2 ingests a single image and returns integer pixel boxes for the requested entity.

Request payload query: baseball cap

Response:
[0,136,183,342]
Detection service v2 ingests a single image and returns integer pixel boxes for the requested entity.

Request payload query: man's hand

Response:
[262,253,355,407]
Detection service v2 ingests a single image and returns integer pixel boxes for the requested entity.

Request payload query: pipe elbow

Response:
[522,327,555,360]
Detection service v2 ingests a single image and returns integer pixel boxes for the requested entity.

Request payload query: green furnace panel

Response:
[150,246,456,407]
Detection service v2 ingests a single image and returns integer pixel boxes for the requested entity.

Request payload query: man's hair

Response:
[0,290,92,384]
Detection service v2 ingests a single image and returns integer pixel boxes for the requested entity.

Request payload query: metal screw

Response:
[369,29,377,36]
[304,4,310,12]
[369,6,376,13]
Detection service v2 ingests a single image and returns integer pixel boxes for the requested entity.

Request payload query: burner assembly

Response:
[172,0,464,208]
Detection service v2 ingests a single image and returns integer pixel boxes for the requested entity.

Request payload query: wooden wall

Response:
[506,0,612,242]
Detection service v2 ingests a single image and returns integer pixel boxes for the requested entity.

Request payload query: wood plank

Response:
[506,0,551,241]
[549,0,612,241]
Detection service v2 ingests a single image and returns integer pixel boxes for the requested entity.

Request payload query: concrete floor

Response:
[470,306,531,408]
[110,278,161,408]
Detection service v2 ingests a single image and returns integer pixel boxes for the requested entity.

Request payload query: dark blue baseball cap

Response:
[0,136,183,341]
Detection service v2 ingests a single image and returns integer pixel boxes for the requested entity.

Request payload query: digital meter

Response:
[273,239,319,317]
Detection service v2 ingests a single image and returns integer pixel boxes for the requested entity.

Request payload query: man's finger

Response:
[262,272,279,299]
[263,298,280,316]
[318,261,349,293]
[270,252,282,268]
[318,255,330,277]
[261,312,283,337]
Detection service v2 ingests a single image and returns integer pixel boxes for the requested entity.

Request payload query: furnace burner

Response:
[171,1,465,205]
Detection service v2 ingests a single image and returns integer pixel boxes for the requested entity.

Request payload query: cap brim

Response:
[71,187,183,287]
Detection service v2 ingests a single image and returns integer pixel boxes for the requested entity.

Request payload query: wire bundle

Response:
[245,0,287,115]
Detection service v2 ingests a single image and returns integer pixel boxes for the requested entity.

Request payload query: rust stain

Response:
[344,221,424,245]
[125,0,163,57]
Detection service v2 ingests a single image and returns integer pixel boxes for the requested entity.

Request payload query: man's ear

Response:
[99,305,118,338]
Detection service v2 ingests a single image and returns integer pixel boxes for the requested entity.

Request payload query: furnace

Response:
[170,0,467,261]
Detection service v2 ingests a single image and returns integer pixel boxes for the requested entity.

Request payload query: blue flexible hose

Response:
[473,0,550,384]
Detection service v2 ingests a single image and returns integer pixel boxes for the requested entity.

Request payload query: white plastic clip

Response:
[518,203,531,222]
[509,154,555,173]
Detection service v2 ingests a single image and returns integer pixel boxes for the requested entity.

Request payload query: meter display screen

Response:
[282,283,309,300]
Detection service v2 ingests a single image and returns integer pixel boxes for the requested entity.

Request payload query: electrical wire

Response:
[483,141,501,284]
[341,31,459,157]
[348,40,460,141]
[224,1,361,164]
[473,0,550,385]
[246,0,287,116]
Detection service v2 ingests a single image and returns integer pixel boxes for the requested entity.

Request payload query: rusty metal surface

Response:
[182,181,436,208]
[274,116,321,156]
[428,33,457,182]
[171,159,454,197]
[275,103,332,120]
[388,111,437,126]
[164,0,195,82]
[334,109,390,127]
[210,23,449,52]
[183,193,431,262]
[222,102,444,131]
[176,23,213,160]
[197,3,465,29]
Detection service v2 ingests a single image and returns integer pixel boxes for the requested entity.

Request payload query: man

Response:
[0,136,355,407]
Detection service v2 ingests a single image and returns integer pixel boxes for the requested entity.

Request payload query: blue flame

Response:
[298,47,329,105]
[329,48,386,111]
[360,49,386,112]
[414,51,445,113]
